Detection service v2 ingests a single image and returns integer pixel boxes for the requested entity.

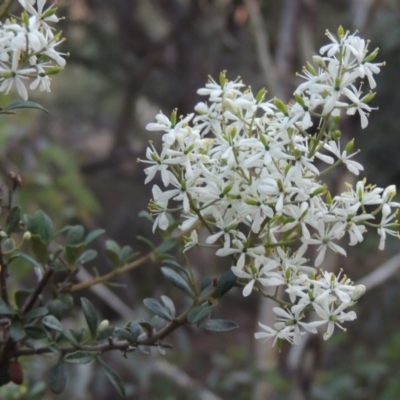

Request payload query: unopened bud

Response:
[337,25,345,39]
[332,129,342,140]
[98,319,110,331]
[255,88,267,103]
[313,55,326,69]
[351,285,366,301]
[345,139,355,153]
[363,48,379,63]
[273,98,288,116]
[23,231,31,241]
[223,98,238,114]
[219,71,227,87]
[306,62,316,76]
[170,108,177,127]
[361,92,376,104]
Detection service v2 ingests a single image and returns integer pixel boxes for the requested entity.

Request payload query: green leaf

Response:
[42,315,77,344]
[161,267,194,298]
[5,206,21,235]
[157,239,177,255]
[3,100,49,114]
[66,225,85,245]
[97,357,126,398]
[10,321,26,341]
[25,325,47,339]
[81,298,99,339]
[48,361,67,395]
[14,290,32,310]
[188,305,215,324]
[47,299,64,320]
[76,249,97,264]
[143,298,172,321]
[23,307,48,320]
[113,328,135,344]
[0,299,17,315]
[30,235,48,264]
[1,238,15,252]
[200,277,212,292]
[216,270,237,298]
[139,322,153,338]
[138,210,153,223]
[136,235,155,250]
[160,295,175,318]
[85,229,105,245]
[25,210,53,244]
[129,322,141,342]
[120,245,134,264]
[18,253,43,270]
[58,293,74,311]
[105,240,121,267]
[64,351,98,364]
[66,243,86,265]
[163,260,191,280]
[204,319,238,332]
[14,289,34,309]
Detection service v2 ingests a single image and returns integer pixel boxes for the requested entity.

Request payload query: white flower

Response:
[303,220,346,266]
[313,300,356,340]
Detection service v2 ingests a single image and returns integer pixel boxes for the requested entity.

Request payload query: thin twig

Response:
[357,252,400,290]
[69,222,199,292]
[22,268,55,313]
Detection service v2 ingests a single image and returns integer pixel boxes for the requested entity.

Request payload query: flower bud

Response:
[23,231,32,241]
[44,66,63,76]
[337,25,345,39]
[170,108,177,127]
[219,71,227,87]
[332,129,342,140]
[312,55,326,69]
[306,62,316,76]
[361,92,376,104]
[351,285,366,301]
[273,98,288,116]
[255,88,267,103]
[345,139,355,153]
[223,98,238,114]
[98,319,110,331]
[363,48,379,63]
[294,94,306,109]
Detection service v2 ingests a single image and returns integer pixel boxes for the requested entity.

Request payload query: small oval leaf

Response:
[5,206,21,235]
[216,270,237,298]
[143,298,172,321]
[97,357,126,398]
[48,361,67,394]
[65,351,98,364]
[81,298,99,339]
[188,305,215,324]
[161,267,194,298]
[204,319,238,332]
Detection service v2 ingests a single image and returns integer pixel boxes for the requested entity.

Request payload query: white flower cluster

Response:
[0,0,65,100]
[141,28,400,346]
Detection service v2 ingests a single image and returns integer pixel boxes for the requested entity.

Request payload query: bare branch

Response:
[357,252,400,290]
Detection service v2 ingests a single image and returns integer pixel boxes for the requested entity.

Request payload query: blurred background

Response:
[2,0,400,399]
